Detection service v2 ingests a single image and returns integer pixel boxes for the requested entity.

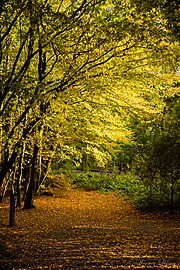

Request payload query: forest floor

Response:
[0,188,180,269]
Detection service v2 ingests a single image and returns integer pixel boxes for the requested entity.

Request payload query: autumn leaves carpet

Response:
[1,190,180,269]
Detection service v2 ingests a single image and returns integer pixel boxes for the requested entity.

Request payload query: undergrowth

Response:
[48,170,180,211]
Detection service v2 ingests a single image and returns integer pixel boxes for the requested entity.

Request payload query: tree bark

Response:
[9,185,15,226]
[35,157,52,195]
[170,178,175,213]
[24,144,39,209]
[0,178,9,202]
[81,150,88,172]
[16,142,26,207]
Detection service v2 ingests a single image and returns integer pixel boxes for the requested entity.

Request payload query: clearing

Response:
[0,189,180,269]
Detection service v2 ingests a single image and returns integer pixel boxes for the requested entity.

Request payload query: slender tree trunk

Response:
[35,124,44,194]
[35,151,42,194]
[35,132,60,195]
[9,185,15,226]
[81,150,88,172]
[0,117,41,187]
[22,163,31,201]
[16,142,26,207]
[170,178,175,213]
[9,159,18,225]
[24,144,39,209]
[0,145,19,186]
[35,157,52,195]
[0,178,9,202]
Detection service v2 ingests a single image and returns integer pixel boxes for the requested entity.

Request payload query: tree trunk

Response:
[81,150,88,172]
[16,142,26,207]
[9,185,15,226]
[35,132,60,195]
[0,146,19,186]
[35,158,52,195]
[170,178,175,213]
[22,163,31,201]
[24,144,39,209]
[0,118,40,187]
[35,124,44,194]
[0,178,9,202]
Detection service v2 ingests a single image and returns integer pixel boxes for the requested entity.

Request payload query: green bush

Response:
[71,171,138,195]
[71,172,111,191]
[129,178,180,210]
[50,170,180,210]
[45,173,72,190]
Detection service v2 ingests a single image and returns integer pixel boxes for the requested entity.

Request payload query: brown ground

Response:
[0,189,180,269]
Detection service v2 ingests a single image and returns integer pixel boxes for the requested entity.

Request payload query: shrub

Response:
[71,171,138,195]
[131,177,180,210]
[44,173,72,190]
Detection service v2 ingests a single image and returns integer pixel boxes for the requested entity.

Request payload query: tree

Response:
[130,0,180,40]
[0,0,179,210]
[136,76,180,210]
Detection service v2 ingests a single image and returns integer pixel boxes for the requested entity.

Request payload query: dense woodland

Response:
[0,0,180,222]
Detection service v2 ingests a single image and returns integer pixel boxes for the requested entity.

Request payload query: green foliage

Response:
[71,172,111,191]
[134,88,180,210]
[71,171,138,195]
[43,173,72,190]
[131,0,180,41]
[137,134,180,210]
[130,177,180,210]
[0,0,179,211]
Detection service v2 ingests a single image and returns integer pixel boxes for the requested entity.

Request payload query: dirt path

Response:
[0,190,180,269]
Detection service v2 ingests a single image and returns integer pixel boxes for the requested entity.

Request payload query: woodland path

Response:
[0,189,180,269]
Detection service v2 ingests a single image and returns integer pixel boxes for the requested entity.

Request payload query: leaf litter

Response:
[0,189,180,269]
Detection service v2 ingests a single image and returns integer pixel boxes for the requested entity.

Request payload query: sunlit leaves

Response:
[0,0,180,196]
